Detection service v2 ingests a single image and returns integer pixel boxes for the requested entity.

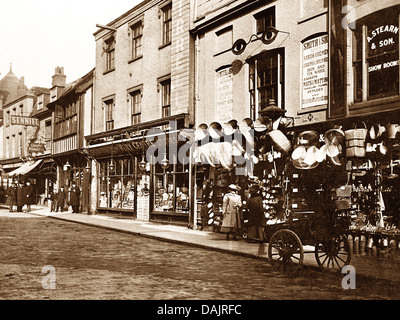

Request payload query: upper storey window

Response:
[104,35,115,72]
[352,7,399,103]
[130,21,143,60]
[161,3,172,46]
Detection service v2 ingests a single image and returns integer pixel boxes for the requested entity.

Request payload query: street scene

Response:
[1,0,400,305]
[1,207,400,301]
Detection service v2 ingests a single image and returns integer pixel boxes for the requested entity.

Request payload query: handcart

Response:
[265,187,352,274]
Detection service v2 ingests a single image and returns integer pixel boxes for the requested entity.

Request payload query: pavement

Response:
[3,204,400,283]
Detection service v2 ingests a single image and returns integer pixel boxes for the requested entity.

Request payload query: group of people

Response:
[221,183,265,242]
[6,180,35,212]
[49,181,81,213]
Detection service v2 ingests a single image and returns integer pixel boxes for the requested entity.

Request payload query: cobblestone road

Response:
[1,212,400,301]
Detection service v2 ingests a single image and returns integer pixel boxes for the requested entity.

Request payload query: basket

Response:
[345,122,367,158]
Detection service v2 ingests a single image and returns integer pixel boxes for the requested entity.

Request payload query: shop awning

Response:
[7,160,43,176]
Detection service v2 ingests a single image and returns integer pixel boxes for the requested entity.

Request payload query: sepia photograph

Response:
[0,0,400,315]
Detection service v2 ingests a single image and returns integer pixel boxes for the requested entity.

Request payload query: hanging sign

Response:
[301,35,328,109]
[11,116,39,127]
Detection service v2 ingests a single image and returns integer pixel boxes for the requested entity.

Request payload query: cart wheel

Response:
[268,229,304,273]
[314,234,351,271]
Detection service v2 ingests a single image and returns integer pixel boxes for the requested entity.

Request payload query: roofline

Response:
[93,0,154,37]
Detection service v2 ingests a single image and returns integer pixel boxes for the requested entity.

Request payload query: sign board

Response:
[215,67,233,123]
[11,116,39,127]
[301,35,329,109]
[28,143,46,153]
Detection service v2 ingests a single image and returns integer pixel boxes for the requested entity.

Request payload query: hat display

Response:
[209,122,223,139]
[223,119,239,136]
[195,123,208,141]
[253,116,271,132]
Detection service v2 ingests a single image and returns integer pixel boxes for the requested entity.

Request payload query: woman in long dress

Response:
[221,184,242,241]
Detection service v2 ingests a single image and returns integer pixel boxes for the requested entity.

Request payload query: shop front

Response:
[85,114,194,224]
[192,109,400,262]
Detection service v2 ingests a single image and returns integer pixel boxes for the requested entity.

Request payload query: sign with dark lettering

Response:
[302,35,328,108]
[11,116,39,127]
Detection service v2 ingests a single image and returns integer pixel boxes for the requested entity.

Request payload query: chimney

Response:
[52,67,66,88]
[17,77,27,96]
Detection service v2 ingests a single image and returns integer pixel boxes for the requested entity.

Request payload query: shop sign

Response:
[11,116,39,127]
[301,35,328,109]
[215,67,233,123]
[367,24,399,51]
[28,143,46,153]
[367,24,399,74]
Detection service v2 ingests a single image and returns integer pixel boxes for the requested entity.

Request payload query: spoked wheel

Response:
[268,229,304,274]
[314,234,351,271]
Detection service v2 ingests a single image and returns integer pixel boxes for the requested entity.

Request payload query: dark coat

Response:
[8,186,17,205]
[246,193,264,227]
[69,186,81,206]
[25,184,34,205]
[16,186,26,206]
[57,190,67,205]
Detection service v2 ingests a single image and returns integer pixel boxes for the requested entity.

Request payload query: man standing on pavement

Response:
[69,181,81,213]
[57,186,66,212]
[25,181,34,212]
[16,182,25,212]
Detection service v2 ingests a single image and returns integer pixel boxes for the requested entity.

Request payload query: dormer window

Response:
[37,94,44,110]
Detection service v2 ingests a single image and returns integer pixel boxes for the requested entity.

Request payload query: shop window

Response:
[130,21,143,60]
[352,7,399,103]
[254,6,275,34]
[104,36,115,72]
[153,162,189,213]
[99,158,135,209]
[249,48,285,120]
[161,3,172,46]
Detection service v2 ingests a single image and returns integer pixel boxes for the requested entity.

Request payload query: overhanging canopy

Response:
[7,160,43,176]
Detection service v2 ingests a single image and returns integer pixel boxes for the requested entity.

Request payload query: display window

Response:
[98,158,136,209]
[153,160,189,213]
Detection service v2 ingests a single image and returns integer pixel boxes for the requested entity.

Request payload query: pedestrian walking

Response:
[51,189,58,212]
[8,183,17,212]
[57,186,67,212]
[221,184,242,241]
[245,184,265,243]
[16,182,26,212]
[69,181,81,213]
[25,181,34,212]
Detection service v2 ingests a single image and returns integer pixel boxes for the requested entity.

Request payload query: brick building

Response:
[85,0,195,224]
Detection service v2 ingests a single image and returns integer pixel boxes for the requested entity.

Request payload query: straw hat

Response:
[223,119,239,136]
[253,116,271,132]
[228,184,238,191]
[194,123,208,141]
[209,122,223,139]
[238,118,253,131]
